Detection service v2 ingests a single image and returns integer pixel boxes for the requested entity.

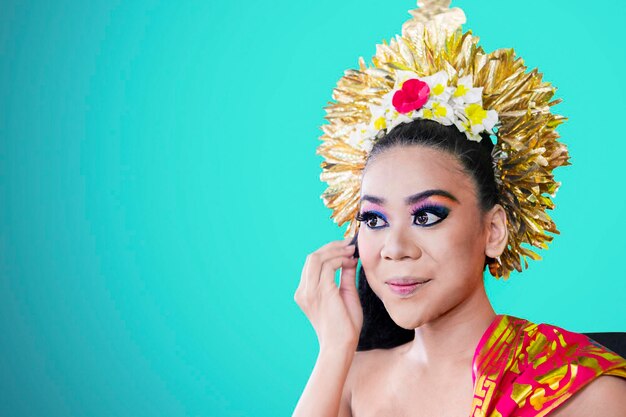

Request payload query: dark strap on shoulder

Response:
[584,332,626,358]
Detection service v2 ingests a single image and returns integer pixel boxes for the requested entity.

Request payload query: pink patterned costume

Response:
[470,315,626,416]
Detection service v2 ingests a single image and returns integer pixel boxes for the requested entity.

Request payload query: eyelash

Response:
[355,204,450,229]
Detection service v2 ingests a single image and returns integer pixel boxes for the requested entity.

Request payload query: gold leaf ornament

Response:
[317,0,570,279]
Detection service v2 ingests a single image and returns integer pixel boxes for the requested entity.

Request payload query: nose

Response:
[379,224,422,261]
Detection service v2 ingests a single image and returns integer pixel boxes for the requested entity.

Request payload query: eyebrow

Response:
[360,189,459,206]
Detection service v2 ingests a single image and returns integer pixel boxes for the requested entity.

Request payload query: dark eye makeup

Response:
[410,203,450,226]
[355,210,387,229]
[355,204,450,229]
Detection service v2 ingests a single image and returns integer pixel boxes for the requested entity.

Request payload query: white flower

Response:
[356,69,499,145]
[360,137,374,153]
[368,90,396,130]
[369,88,414,134]
[482,109,498,132]
[346,123,377,151]
[420,70,453,103]
[421,100,455,126]
[451,75,483,105]
[386,112,414,131]
[454,103,499,141]
[392,70,422,90]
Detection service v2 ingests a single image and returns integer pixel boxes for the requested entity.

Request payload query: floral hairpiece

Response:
[317,0,570,279]
[347,69,499,152]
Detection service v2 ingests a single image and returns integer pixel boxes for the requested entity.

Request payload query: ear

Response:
[484,204,508,259]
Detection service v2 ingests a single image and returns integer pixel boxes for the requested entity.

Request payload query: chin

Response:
[383,301,429,330]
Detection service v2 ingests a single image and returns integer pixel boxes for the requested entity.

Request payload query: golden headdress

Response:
[317,0,570,279]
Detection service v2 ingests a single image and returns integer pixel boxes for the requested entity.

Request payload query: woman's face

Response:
[357,145,492,329]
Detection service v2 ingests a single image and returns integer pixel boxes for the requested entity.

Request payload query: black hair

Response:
[355,118,499,351]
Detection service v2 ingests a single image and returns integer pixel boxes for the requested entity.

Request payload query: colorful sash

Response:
[470,315,626,417]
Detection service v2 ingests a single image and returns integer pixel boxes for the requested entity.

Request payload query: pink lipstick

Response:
[385,277,431,296]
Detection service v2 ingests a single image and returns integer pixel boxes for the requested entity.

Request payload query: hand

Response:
[294,239,363,352]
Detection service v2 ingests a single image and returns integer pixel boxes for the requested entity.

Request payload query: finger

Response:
[297,253,312,295]
[318,256,345,292]
[298,244,329,294]
[317,248,356,292]
[303,242,355,293]
[339,257,359,294]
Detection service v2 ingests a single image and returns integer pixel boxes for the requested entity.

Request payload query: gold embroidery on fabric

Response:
[511,383,532,407]
[471,315,626,417]
[471,374,497,416]
[524,356,577,409]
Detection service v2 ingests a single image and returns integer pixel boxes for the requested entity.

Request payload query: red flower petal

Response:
[392,78,430,114]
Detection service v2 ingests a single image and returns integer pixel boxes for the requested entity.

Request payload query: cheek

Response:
[437,221,487,275]
[357,232,380,269]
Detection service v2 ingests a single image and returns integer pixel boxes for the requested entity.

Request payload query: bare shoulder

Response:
[345,348,392,391]
[549,375,626,417]
[339,346,403,417]
[350,345,403,382]
[338,350,376,417]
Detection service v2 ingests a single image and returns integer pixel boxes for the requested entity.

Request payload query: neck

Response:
[403,281,496,367]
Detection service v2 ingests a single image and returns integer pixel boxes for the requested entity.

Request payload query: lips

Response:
[385,277,431,296]
[385,277,431,285]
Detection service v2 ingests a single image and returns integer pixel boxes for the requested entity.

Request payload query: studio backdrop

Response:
[1,1,624,416]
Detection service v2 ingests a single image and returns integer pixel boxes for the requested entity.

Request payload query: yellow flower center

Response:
[432,84,445,96]
[423,109,433,119]
[465,103,487,125]
[374,116,386,130]
[432,102,447,117]
[454,84,469,98]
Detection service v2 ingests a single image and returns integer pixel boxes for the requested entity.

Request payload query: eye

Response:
[355,211,388,229]
[411,205,449,227]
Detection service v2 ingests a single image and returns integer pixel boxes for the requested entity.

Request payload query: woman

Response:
[293,2,626,416]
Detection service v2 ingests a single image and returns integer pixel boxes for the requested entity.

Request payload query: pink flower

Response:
[392,78,430,114]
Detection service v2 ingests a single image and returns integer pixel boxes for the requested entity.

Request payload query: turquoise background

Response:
[1,0,624,415]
